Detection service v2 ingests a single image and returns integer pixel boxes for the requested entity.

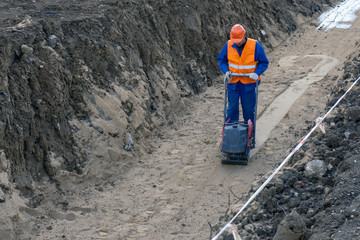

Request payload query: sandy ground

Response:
[17,10,360,240]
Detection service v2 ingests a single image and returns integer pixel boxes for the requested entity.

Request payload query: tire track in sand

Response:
[253,54,338,156]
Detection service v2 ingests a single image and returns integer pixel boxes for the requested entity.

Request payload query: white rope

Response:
[211,76,360,240]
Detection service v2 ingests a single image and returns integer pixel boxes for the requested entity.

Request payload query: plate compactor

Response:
[220,73,258,165]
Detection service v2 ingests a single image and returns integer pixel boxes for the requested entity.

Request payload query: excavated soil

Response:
[0,0,359,240]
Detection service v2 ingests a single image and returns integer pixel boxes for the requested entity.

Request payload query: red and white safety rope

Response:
[211,76,360,240]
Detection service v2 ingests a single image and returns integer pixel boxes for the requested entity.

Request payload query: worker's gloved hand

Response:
[224,71,232,85]
[249,73,259,80]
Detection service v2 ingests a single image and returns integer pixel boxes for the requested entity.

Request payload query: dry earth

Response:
[0,0,359,240]
[16,8,360,240]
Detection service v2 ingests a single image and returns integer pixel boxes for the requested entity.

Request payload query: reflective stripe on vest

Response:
[227,38,260,84]
[228,63,257,69]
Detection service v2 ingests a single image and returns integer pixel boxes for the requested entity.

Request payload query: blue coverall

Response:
[217,38,269,128]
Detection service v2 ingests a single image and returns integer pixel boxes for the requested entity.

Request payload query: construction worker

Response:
[217,24,269,148]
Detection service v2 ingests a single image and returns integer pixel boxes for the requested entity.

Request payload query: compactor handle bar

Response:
[230,73,250,77]
[224,73,251,86]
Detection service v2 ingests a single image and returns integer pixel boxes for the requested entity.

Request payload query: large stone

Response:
[20,44,33,55]
[345,106,360,122]
[273,210,306,240]
[304,160,327,179]
[48,35,57,48]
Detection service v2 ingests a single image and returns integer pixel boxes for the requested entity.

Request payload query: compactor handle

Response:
[229,73,250,77]
[224,73,250,86]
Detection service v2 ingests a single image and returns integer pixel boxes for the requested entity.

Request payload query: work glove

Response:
[224,71,232,85]
[249,73,259,80]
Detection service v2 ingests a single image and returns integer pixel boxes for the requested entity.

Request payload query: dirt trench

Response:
[1,0,359,239]
[8,8,359,240]
[0,0,326,190]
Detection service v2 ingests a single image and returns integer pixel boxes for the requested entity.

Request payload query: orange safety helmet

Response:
[230,24,246,43]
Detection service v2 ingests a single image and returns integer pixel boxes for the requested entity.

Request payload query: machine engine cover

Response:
[221,123,248,154]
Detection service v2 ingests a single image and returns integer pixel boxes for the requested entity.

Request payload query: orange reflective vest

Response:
[227,38,261,84]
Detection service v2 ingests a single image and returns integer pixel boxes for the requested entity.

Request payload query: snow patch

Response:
[317,0,360,31]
